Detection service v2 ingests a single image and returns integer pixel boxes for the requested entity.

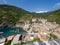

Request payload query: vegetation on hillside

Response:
[45,9,60,24]
[0,4,30,27]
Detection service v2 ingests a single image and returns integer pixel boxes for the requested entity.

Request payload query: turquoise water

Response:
[0,27,27,38]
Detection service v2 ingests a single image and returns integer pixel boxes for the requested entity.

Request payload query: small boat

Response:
[0,32,3,34]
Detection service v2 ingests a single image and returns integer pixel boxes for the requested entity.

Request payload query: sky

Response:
[0,0,60,13]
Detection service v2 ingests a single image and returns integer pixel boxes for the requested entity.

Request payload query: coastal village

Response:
[0,18,60,45]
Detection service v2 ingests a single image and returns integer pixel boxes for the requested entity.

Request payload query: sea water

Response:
[0,27,27,38]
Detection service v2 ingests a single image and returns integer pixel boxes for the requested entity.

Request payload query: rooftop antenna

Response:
[3,0,7,4]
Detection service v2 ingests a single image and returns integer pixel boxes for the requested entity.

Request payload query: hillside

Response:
[0,4,50,27]
[0,4,30,27]
[45,9,60,24]
[0,4,60,28]
[31,12,51,18]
